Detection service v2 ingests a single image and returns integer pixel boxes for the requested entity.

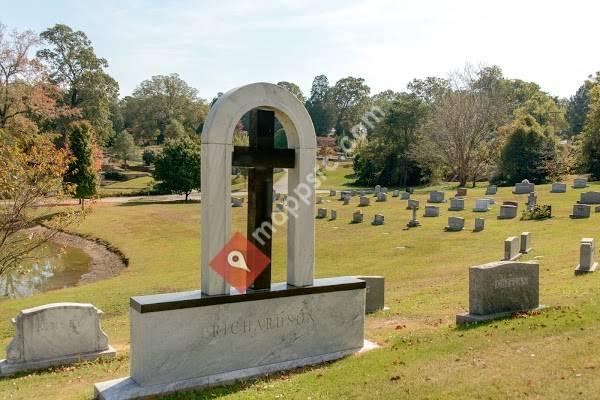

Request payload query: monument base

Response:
[575,262,598,275]
[0,346,115,377]
[95,277,365,400]
[456,306,545,326]
[95,341,375,400]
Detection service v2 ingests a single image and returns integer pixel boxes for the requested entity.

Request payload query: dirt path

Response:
[27,226,126,285]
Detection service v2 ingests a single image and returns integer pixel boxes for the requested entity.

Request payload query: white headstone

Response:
[1,303,115,376]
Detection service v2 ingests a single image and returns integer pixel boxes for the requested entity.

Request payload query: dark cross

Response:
[232,109,295,290]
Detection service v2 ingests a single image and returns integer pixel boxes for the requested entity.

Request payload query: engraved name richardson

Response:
[200,309,316,339]
[494,276,529,289]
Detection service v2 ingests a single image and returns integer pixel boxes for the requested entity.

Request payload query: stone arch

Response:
[201,83,316,296]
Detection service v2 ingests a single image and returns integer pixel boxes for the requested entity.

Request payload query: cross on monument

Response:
[231,109,295,290]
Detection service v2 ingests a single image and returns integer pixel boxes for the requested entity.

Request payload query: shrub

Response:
[521,204,552,220]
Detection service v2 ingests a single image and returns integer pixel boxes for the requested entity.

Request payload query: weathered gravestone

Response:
[329,190,336,197]
[330,210,337,221]
[446,216,464,232]
[575,238,598,275]
[456,261,540,325]
[474,217,485,232]
[503,236,521,261]
[359,196,370,206]
[513,179,535,194]
[407,204,420,228]
[485,185,497,195]
[424,205,440,217]
[374,185,381,194]
[498,205,517,219]
[428,190,446,203]
[456,188,467,197]
[316,196,323,204]
[392,190,400,197]
[527,192,537,210]
[94,83,366,400]
[407,199,419,210]
[448,198,465,211]
[376,192,387,202]
[352,210,364,223]
[316,208,327,219]
[579,192,600,204]
[355,276,385,313]
[1,303,114,376]
[570,204,591,219]
[551,183,567,193]
[573,178,588,188]
[400,191,410,200]
[232,197,244,207]
[520,232,532,253]
[340,191,351,201]
[343,197,350,205]
[473,198,491,212]
[372,214,385,225]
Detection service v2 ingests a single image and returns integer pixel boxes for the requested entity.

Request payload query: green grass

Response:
[318,161,360,189]
[2,178,600,398]
[99,176,155,196]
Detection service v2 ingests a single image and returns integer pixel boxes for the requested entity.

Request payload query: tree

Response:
[153,137,201,201]
[418,67,510,187]
[407,76,449,104]
[305,75,335,136]
[566,74,599,137]
[497,115,558,184]
[274,128,288,149]
[122,74,208,144]
[164,118,187,142]
[330,76,371,135]
[0,133,80,278]
[110,130,139,167]
[354,93,429,187]
[0,24,72,135]
[37,24,119,142]
[579,85,600,179]
[277,81,305,102]
[65,120,97,206]
[142,149,156,166]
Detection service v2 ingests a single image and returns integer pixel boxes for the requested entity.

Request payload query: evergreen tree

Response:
[579,85,600,179]
[66,121,97,206]
[497,115,557,184]
[153,137,201,201]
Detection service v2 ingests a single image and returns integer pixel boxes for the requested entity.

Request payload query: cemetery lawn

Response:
[3,179,600,399]
[99,176,155,196]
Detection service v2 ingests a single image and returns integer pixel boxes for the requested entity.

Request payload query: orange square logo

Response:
[208,232,270,292]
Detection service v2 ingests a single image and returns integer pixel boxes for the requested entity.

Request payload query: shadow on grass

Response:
[454,307,552,332]
[160,359,342,399]
[118,200,201,207]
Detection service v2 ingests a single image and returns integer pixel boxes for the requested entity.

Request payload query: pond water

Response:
[0,241,91,299]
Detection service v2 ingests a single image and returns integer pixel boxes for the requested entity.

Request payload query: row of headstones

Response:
[515,178,588,195]
[237,178,588,209]
[457,233,598,326]
[571,191,600,218]
[317,207,488,232]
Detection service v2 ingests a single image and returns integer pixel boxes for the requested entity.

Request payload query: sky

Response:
[3,0,600,101]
